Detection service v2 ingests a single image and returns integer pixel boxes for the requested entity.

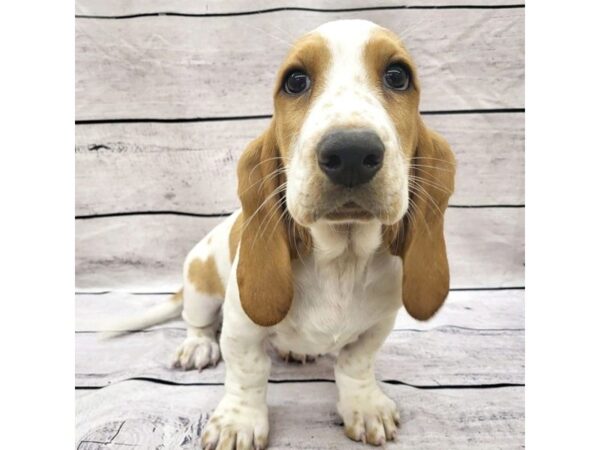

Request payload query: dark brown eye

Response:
[283,71,311,95]
[383,64,410,91]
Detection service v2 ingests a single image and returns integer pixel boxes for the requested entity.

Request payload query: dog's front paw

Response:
[171,336,220,371]
[201,395,269,450]
[337,388,400,446]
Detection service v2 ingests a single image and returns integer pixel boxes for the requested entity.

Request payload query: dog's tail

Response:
[99,290,184,338]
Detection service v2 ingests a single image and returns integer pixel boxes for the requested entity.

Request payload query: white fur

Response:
[271,221,402,357]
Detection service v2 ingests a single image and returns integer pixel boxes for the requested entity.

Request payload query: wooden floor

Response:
[75,289,524,448]
[75,1,525,448]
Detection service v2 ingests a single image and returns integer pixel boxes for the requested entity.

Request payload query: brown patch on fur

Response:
[187,256,225,298]
[234,35,329,326]
[273,33,331,160]
[383,124,456,320]
[171,289,183,303]
[363,29,421,159]
[229,213,243,262]
[236,125,295,327]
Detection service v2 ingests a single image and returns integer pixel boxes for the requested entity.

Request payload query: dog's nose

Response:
[317,129,384,188]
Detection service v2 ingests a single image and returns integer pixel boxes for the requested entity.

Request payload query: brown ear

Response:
[236,123,294,327]
[386,120,456,320]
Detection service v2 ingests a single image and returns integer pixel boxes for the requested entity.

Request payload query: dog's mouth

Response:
[324,201,374,222]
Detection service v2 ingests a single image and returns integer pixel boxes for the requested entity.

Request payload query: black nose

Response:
[317,129,384,188]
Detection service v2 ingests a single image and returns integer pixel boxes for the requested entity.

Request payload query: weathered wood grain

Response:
[75,208,524,290]
[76,0,524,17]
[76,326,524,387]
[76,381,524,449]
[75,113,524,215]
[75,8,524,119]
[75,289,524,332]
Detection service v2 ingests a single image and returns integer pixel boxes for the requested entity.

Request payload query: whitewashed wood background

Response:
[75,1,525,448]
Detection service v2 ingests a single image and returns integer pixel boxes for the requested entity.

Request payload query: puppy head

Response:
[237,20,455,326]
[278,20,422,226]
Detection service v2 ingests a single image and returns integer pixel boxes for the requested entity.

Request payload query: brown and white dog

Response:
[119,19,455,449]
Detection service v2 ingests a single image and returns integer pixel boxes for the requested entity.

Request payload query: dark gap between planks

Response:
[75,108,525,125]
[75,376,525,391]
[75,205,525,220]
[75,4,525,20]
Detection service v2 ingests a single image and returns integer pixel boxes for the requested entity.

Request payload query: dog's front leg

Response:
[335,315,400,446]
[200,287,271,450]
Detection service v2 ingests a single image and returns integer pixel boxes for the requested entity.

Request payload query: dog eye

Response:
[383,64,410,91]
[283,71,311,95]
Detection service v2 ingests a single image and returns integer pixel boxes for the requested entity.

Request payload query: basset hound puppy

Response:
[125,19,456,450]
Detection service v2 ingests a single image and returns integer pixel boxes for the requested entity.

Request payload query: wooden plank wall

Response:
[75,1,525,448]
[75,3,525,291]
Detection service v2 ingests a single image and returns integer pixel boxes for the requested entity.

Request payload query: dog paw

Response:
[201,395,269,450]
[337,388,400,446]
[171,336,220,371]
[275,348,318,364]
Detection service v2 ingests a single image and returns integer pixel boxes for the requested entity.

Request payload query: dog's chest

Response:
[270,250,402,355]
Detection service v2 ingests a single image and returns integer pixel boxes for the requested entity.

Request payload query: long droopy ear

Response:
[386,119,456,320]
[236,123,293,327]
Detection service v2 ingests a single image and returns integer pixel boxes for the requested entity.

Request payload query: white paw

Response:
[337,388,400,446]
[201,395,269,450]
[171,336,220,371]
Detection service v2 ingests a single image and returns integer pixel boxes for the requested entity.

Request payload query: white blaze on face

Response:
[294,20,401,159]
